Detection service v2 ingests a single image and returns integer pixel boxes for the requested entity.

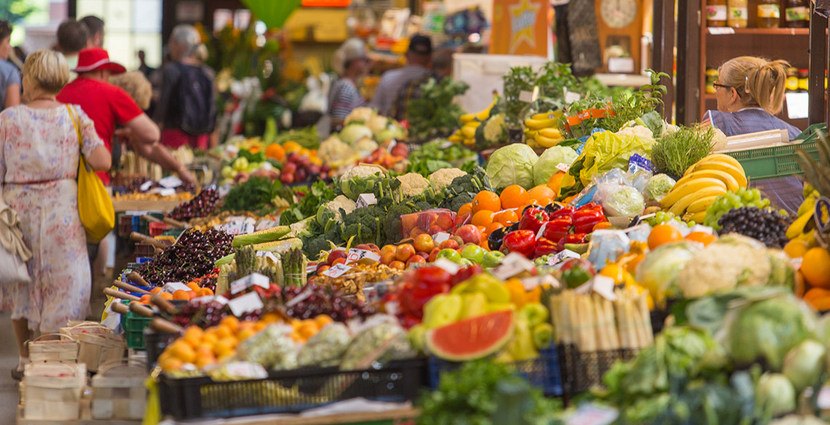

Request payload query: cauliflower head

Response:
[428,168,467,191]
[677,236,771,298]
[345,107,375,125]
[397,173,430,197]
[319,136,358,168]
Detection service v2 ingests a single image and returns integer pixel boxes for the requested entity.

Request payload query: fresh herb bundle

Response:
[651,125,715,179]
[221,176,293,215]
[407,78,469,143]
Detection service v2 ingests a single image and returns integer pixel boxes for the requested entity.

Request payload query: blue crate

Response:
[427,345,563,396]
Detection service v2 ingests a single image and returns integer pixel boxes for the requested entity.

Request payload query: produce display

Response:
[84,56,830,425]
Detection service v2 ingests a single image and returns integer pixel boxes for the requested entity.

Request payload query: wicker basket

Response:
[27,333,79,363]
[91,361,147,420]
[23,362,86,420]
[60,322,125,372]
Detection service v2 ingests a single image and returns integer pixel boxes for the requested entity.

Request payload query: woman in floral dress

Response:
[0,50,111,379]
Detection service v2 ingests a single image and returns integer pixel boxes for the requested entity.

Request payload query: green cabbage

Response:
[782,339,825,392]
[756,373,796,419]
[340,124,373,145]
[485,144,539,189]
[532,146,578,186]
[644,174,676,203]
[724,293,816,370]
[603,185,645,218]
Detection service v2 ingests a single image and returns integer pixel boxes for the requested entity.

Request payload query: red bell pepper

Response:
[518,207,549,233]
[534,237,559,258]
[573,203,607,234]
[564,232,588,244]
[543,216,573,243]
[502,230,536,258]
[549,205,575,220]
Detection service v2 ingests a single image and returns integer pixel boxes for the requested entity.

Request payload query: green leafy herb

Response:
[221,176,293,215]
[279,181,336,225]
[407,78,470,143]
[651,125,715,179]
[407,140,478,176]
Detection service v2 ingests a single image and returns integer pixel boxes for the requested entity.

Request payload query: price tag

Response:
[535,222,548,240]
[689,225,715,235]
[565,404,619,425]
[156,188,177,197]
[547,249,581,267]
[432,258,460,275]
[708,27,735,35]
[521,274,560,291]
[158,175,183,189]
[492,253,535,280]
[564,90,581,104]
[519,90,534,103]
[356,193,377,208]
[228,291,264,317]
[345,248,381,264]
[256,251,280,264]
[555,163,571,173]
[432,232,451,244]
[139,181,153,192]
[591,275,617,301]
[230,273,270,295]
[322,263,352,278]
[191,295,229,305]
[163,282,190,292]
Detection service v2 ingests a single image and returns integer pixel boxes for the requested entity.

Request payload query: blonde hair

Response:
[109,71,152,110]
[23,49,70,94]
[719,56,789,115]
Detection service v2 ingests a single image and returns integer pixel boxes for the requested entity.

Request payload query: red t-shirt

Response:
[58,76,143,184]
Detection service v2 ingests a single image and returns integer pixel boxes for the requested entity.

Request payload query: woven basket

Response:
[91,360,147,420]
[60,322,125,372]
[23,362,86,420]
[28,333,78,363]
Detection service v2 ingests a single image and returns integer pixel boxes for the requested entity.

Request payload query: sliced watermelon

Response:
[426,310,514,361]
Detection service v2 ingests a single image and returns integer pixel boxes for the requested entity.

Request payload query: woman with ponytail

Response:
[704,56,800,139]
[703,56,803,214]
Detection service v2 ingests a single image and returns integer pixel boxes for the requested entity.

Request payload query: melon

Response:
[426,310,514,361]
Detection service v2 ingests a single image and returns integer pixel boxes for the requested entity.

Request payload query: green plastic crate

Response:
[726,138,819,181]
[122,310,152,350]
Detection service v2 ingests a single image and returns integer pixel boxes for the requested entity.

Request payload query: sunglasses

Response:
[713,83,733,91]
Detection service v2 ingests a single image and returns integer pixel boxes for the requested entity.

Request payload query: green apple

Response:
[520,303,549,327]
[460,243,485,264]
[532,323,554,350]
[422,294,462,329]
[437,249,462,263]
[481,250,505,268]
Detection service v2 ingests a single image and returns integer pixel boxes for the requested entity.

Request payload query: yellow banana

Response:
[695,153,744,171]
[660,177,728,209]
[531,110,561,120]
[461,125,477,139]
[797,193,818,217]
[459,113,476,124]
[685,211,708,224]
[535,135,562,148]
[448,133,463,143]
[539,128,563,139]
[524,118,559,130]
[675,169,740,192]
[463,138,476,147]
[526,137,542,149]
[668,187,727,216]
[786,211,815,239]
[474,109,490,121]
[687,195,721,214]
[687,161,747,188]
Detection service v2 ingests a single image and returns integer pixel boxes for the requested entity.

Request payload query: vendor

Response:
[328,38,370,130]
[369,34,432,117]
[702,56,803,215]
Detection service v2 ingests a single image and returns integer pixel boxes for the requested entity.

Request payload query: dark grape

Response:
[717,206,789,248]
[169,188,220,221]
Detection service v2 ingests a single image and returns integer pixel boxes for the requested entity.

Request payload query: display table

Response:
[113,199,182,213]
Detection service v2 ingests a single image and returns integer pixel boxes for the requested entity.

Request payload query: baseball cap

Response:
[333,38,368,75]
[408,34,432,56]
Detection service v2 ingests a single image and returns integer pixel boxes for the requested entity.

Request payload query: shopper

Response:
[55,19,88,71]
[57,47,196,186]
[0,20,20,111]
[80,15,105,48]
[154,24,216,150]
[369,34,432,118]
[703,56,803,214]
[137,49,155,79]
[328,38,370,130]
[392,47,455,123]
[0,50,111,379]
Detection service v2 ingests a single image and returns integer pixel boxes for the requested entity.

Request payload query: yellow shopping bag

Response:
[67,105,114,243]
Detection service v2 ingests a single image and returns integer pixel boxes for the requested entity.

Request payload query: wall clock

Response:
[595,0,645,73]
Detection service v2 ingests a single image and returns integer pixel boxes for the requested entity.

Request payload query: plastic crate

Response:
[158,358,427,420]
[427,346,562,396]
[121,310,151,350]
[726,138,819,181]
[557,344,639,396]
[144,330,176,372]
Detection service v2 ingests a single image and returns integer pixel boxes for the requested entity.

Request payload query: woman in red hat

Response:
[0,50,111,379]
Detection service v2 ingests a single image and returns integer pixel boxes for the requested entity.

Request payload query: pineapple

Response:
[796,130,830,248]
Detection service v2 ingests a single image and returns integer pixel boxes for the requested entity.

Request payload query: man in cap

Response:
[328,38,370,130]
[57,47,195,186]
[369,34,432,118]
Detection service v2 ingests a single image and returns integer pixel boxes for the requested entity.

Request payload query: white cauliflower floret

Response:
[396,173,430,197]
[616,125,655,145]
[353,137,379,157]
[677,237,771,298]
[428,168,467,191]
[318,136,358,168]
[345,107,375,125]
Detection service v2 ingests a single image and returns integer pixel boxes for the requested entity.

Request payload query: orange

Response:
[472,191,501,214]
[297,321,319,340]
[172,290,191,301]
[139,294,152,304]
[261,312,281,324]
[647,224,683,250]
[237,328,257,341]
[265,143,286,161]
[685,231,717,246]
[150,287,163,295]
[784,239,809,259]
[314,315,334,328]
[201,333,218,346]
[168,341,196,364]
[253,322,267,332]
[182,326,204,347]
[159,292,174,301]
[493,209,519,226]
[197,287,214,297]
[547,172,567,196]
[802,247,830,288]
[500,185,529,209]
[471,210,494,227]
[214,325,232,339]
[485,222,504,235]
[186,281,200,291]
[527,185,555,206]
[213,337,236,358]
[220,316,240,332]
[159,356,183,372]
[457,202,473,218]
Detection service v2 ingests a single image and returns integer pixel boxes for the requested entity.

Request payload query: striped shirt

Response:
[328,78,365,120]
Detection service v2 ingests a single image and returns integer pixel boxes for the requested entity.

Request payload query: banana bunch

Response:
[523,111,564,148]
[786,188,819,239]
[660,154,748,223]
[448,97,496,146]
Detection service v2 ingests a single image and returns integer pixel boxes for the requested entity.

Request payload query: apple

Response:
[327,249,347,265]
[407,255,426,266]
[428,247,441,262]
[460,243,486,264]
[439,239,460,250]
[482,251,505,268]
[396,244,416,262]
[437,249,462,263]
[454,225,482,245]
[413,233,435,253]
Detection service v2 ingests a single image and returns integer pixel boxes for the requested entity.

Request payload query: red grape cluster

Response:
[280,153,332,185]
[282,284,374,321]
[137,229,233,285]
[169,188,220,221]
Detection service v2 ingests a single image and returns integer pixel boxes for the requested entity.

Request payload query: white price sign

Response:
[228,292,264,317]
[491,253,535,280]
[322,263,352,278]
[230,273,270,295]
[345,248,381,264]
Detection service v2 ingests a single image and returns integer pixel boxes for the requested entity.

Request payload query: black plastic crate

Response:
[159,358,427,420]
[427,346,563,396]
[558,344,638,396]
[144,330,176,372]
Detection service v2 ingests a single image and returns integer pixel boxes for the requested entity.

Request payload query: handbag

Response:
[67,105,114,243]
[0,198,31,284]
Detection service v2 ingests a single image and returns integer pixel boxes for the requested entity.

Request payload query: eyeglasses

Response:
[713,83,732,91]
